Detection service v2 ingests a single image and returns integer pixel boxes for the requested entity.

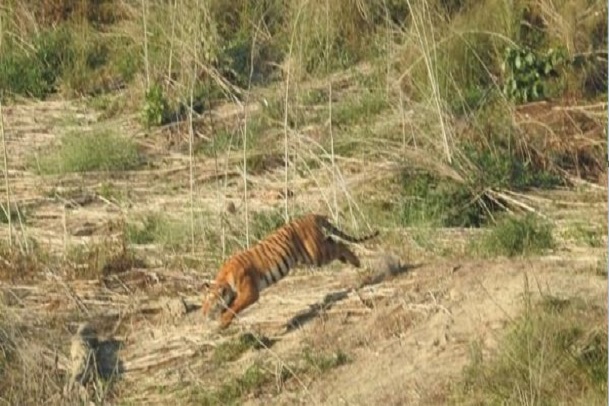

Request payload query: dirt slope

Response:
[0,98,606,405]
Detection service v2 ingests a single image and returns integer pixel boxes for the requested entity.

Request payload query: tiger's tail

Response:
[317,215,379,243]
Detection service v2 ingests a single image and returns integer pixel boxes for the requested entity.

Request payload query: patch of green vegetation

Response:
[0,27,73,99]
[472,214,555,258]
[212,333,264,364]
[196,116,270,158]
[333,90,389,127]
[250,210,286,242]
[0,22,139,100]
[88,93,128,120]
[193,362,272,406]
[243,153,284,175]
[398,171,491,228]
[210,1,284,87]
[302,348,350,374]
[32,129,141,174]
[502,46,567,104]
[300,88,328,106]
[98,181,128,203]
[126,214,166,245]
[196,129,240,157]
[568,223,604,248]
[462,139,563,191]
[396,132,562,228]
[453,292,607,405]
[126,211,230,257]
[126,213,196,251]
[142,83,170,127]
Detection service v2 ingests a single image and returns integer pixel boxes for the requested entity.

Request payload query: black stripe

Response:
[273,236,292,272]
[291,232,308,264]
[264,273,274,286]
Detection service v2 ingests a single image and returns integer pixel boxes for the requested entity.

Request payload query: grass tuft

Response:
[302,348,350,374]
[192,362,272,405]
[212,333,264,364]
[473,214,554,258]
[33,129,141,174]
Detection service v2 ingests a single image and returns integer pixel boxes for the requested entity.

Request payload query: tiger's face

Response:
[202,282,236,321]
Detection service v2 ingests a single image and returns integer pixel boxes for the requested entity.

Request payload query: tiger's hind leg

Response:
[326,238,361,268]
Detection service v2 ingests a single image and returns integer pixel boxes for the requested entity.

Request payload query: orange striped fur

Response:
[202,213,379,329]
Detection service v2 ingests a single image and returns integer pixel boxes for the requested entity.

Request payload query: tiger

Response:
[202,213,379,329]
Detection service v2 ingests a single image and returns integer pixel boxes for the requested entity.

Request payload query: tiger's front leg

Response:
[219,276,260,329]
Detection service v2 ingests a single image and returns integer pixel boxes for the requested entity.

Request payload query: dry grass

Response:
[0,1,606,404]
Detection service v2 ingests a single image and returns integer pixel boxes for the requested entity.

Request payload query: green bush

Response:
[0,28,73,99]
[502,46,566,103]
[399,171,493,228]
[34,130,140,174]
[0,22,139,99]
[476,214,554,257]
[462,141,563,191]
[210,0,284,86]
[142,84,170,127]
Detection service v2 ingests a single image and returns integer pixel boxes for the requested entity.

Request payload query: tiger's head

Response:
[202,281,236,321]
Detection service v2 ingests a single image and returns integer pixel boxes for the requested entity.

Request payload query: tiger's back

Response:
[202,213,379,329]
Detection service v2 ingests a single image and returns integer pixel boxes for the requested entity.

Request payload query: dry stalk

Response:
[326,0,338,221]
[283,3,307,223]
[241,17,261,248]
[0,100,11,247]
[140,0,150,89]
[188,89,195,255]
[167,0,178,80]
[404,0,452,163]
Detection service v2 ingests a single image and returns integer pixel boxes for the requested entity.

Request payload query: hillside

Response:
[0,1,607,405]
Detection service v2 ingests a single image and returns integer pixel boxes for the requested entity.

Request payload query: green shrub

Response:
[501,46,566,103]
[462,141,563,191]
[0,22,139,99]
[33,130,141,174]
[142,84,170,127]
[399,171,492,228]
[476,214,554,257]
[0,28,73,99]
[209,0,284,86]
